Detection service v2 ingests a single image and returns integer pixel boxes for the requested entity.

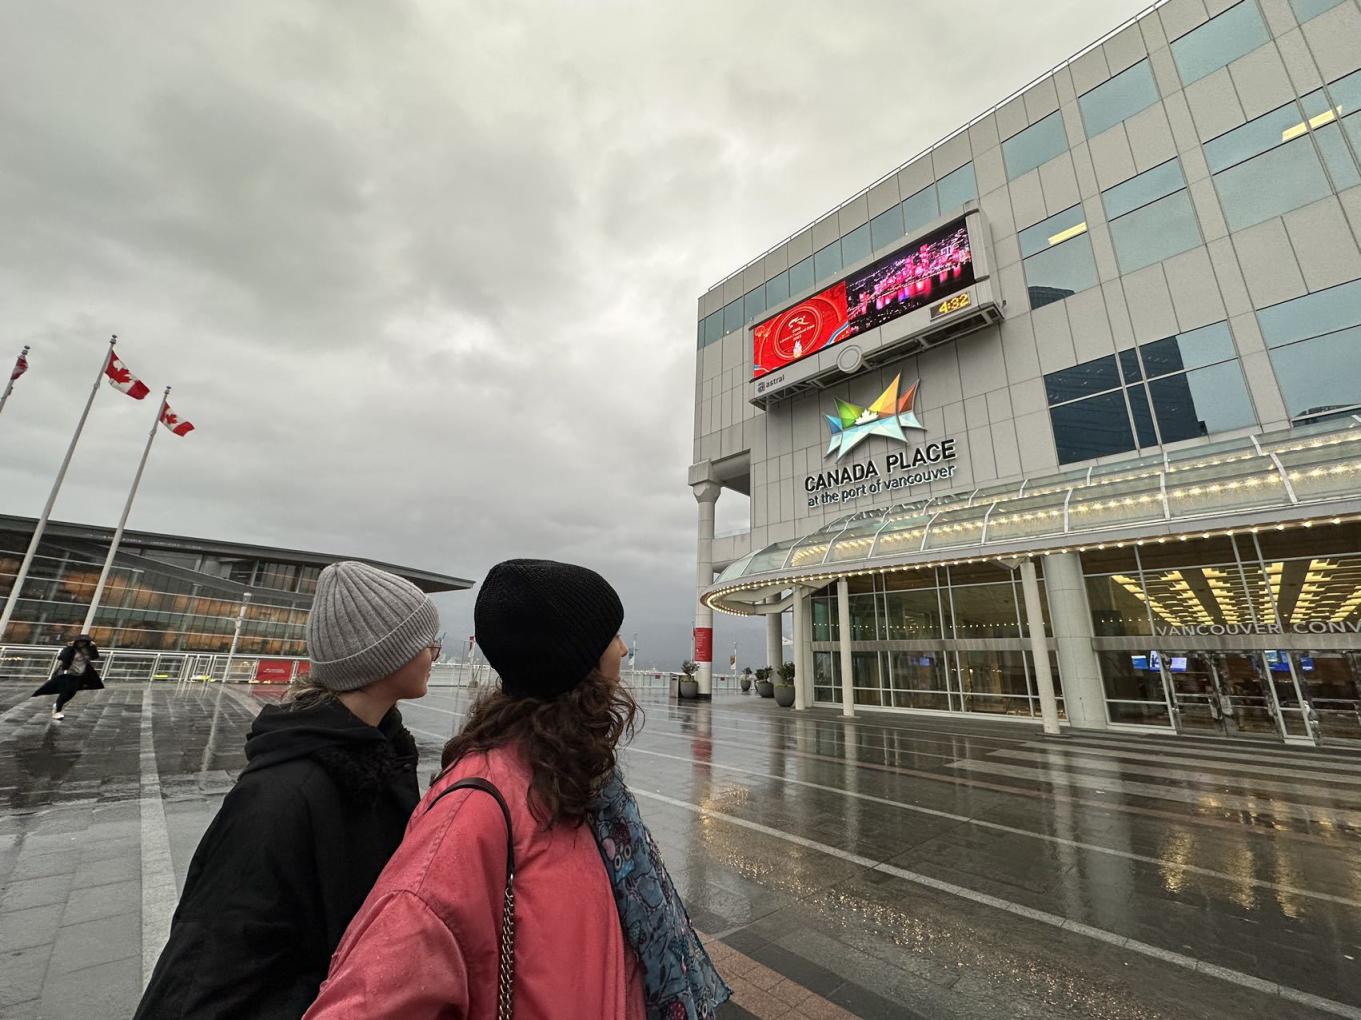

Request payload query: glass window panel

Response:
[1050,390,1137,463]
[743,285,765,324]
[722,298,743,334]
[1141,321,1236,376]
[813,241,842,283]
[869,205,904,251]
[840,222,871,267]
[1080,60,1160,137]
[1171,0,1271,85]
[1149,361,1256,442]
[703,314,721,345]
[1328,69,1361,110]
[852,651,886,706]
[1086,574,1154,636]
[936,162,977,210]
[1045,355,1121,403]
[1314,122,1361,190]
[849,593,879,639]
[1018,204,1087,258]
[1212,137,1332,231]
[764,271,789,307]
[1118,347,1142,381]
[1291,0,1346,20]
[1099,651,1167,702]
[1269,325,1361,419]
[949,581,1022,638]
[788,256,814,296]
[1128,384,1159,446]
[1002,112,1069,180]
[883,589,946,640]
[1257,278,1361,348]
[813,650,842,705]
[1024,235,1099,308]
[1109,191,1201,273]
[1102,159,1187,219]
[901,185,939,234]
[1204,101,1307,172]
[958,650,1033,715]
[888,651,949,711]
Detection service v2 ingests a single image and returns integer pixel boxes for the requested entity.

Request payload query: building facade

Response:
[690,0,1361,746]
[0,514,470,657]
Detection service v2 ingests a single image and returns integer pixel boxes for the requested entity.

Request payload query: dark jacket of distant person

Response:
[30,635,104,698]
[132,697,420,1019]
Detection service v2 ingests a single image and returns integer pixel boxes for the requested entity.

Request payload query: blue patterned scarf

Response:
[589,770,731,1020]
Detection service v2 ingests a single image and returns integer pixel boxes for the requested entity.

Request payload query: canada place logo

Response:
[824,374,924,460]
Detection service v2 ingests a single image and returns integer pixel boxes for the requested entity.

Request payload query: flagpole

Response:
[80,385,169,635]
[0,345,30,418]
[0,335,117,643]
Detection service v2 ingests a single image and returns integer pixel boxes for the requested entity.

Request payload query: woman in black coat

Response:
[30,634,104,720]
[133,560,441,1020]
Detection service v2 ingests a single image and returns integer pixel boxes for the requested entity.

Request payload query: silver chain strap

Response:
[497,878,516,1019]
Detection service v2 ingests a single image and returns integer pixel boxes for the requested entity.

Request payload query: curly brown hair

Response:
[440,672,639,829]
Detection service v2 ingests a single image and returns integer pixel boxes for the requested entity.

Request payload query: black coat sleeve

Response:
[134,776,323,1020]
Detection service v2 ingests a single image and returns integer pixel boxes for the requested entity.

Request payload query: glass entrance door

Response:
[1294,651,1361,744]
[1169,653,1282,740]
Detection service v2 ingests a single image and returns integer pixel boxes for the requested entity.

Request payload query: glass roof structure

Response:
[706,416,1361,613]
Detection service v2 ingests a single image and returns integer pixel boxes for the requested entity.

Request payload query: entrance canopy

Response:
[706,416,1361,614]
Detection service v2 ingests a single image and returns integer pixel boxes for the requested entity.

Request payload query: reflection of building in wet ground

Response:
[0,513,470,681]
[1,683,1358,1018]
[690,0,1361,748]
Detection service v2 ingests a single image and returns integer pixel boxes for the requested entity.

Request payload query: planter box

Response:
[755,680,774,698]
[678,679,699,699]
[774,685,796,707]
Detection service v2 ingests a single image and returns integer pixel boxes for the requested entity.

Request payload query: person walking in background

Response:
[30,633,104,720]
[135,561,441,1019]
[306,558,729,1020]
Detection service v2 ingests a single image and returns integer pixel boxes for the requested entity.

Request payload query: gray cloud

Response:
[0,0,1148,668]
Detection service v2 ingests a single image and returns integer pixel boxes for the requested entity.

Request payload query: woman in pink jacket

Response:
[306,559,729,1020]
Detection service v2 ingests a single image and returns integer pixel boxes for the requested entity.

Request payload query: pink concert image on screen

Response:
[844,220,974,338]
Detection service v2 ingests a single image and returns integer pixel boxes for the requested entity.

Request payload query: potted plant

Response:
[678,660,699,700]
[739,666,753,694]
[754,667,774,699]
[774,661,797,707]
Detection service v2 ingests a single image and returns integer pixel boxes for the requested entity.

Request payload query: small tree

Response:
[680,660,698,677]
[754,667,773,682]
[775,661,796,685]
[742,666,753,678]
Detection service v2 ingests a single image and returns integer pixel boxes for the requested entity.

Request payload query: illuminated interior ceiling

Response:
[706,416,1361,615]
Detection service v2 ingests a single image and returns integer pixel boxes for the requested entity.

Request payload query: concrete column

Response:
[1018,559,1060,735]
[1042,550,1108,731]
[836,579,855,717]
[792,586,810,710]
[765,607,782,672]
[692,480,722,698]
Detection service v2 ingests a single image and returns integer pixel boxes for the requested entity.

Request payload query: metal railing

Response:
[3,645,754,695]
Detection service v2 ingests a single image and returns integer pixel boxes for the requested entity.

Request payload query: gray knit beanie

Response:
[305,561,440,691]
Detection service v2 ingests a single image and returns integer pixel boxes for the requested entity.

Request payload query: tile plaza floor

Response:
[0,682,1359,1018]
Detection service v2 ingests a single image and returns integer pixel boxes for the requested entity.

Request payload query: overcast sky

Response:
[1,0,1149,669]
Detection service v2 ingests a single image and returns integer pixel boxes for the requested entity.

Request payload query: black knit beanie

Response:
[474,559,625,699]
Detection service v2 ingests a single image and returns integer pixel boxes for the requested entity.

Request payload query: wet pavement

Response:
[1,682,1359,1019]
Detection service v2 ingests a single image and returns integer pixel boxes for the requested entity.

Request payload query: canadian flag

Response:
[159,403,195,437]
[9,352,26,382]
[105,351,150,400]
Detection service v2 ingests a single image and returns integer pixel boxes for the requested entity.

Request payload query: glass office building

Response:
[0,514,471,656]
[689,0,1361,746]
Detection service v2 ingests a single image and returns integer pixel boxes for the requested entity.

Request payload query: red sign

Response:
[254,659,294,683]
[752,281,848,378]
[693,627,713,664]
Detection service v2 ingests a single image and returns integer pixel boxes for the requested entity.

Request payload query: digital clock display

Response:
[930,292,972,319]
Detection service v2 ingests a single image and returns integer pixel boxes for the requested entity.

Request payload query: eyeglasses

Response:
[429,633,445,660]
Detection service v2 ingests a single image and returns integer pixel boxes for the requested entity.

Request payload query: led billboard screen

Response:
[751,219,974,379]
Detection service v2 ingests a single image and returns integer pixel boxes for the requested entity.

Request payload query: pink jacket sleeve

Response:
[304,890,468,1019]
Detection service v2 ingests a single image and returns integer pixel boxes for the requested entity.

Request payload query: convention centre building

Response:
[690,0,1361,746]
[0,513,470,659]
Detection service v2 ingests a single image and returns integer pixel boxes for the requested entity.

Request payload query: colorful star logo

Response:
[824,374,924,459]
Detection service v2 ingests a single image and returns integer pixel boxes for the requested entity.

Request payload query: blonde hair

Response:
[282,674,339,710]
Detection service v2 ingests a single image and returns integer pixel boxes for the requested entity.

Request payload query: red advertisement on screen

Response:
[752,281,849,379]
